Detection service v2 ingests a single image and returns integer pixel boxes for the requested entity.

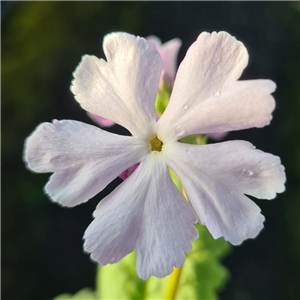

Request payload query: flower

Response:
[24,31,286,280]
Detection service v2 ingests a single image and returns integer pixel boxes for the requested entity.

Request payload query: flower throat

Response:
[150,136,163,152]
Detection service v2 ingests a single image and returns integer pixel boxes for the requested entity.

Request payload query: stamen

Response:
[150,136,163,152]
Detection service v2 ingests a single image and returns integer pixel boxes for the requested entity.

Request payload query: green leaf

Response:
[53,294,72,300]
[154,81,172,116]
[168,167,183,192]
[97,251,147,299]
[180,134,208,145]
[55,228,230,300]
[176,225,231,300]
[53,288,96,300]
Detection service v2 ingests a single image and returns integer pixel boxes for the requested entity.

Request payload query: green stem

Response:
[96,265,101,300]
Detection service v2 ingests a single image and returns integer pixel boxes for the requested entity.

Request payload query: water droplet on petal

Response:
[243,169,254,176]
[175,125,185,136]
[214,91,220,97]
[183,105,188,110]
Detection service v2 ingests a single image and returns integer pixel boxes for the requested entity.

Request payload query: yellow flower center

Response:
[150,136,163,152]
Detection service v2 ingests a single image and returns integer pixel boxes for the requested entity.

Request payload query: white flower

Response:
[24,31,286,280]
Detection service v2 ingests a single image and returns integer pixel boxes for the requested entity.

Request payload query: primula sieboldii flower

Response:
[24,31,286,280]
[88,35,181,128]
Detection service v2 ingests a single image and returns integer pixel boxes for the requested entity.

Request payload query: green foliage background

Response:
[2,2,300,300]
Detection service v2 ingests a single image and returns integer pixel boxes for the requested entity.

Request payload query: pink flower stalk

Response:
[24,32,286,280]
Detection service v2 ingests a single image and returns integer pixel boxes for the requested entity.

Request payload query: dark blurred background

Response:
[2,2,300,300]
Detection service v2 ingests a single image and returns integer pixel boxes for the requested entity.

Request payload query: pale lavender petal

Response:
[146,35,162,49]
[71,32,162,138]
[85,154,198,280]
[24,120,148,207]
[157,32,275,142]
[164,141,286,245]
[159,38,182,80]
[87,112,115,127]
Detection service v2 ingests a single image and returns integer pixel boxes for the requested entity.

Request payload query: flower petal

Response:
[71,32,162,138]
[85,153,198,280]
[24,120,148,207]
[157,32,275,142]
[146,35,162,49]
[164,141,286,245]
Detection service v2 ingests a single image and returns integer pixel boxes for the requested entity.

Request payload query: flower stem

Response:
[96,265,101,299]
[164,266,183,300]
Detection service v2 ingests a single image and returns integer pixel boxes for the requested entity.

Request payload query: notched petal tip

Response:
[23,136,32,170]
[196,30,249,70]
[103,31,141,43]
[103,31,156,59]
[137,252,187,281]
[23,122,53,173]
[268,80,277,93]
[264,155,286,198]
[70,55,100,95]
[228,213,266,246]
[52,119,60,126]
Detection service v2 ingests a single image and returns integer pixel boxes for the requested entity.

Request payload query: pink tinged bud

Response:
[146,36,182,87]
[119,163,140,180]
[159,70,173,90]
[155,112,160,121]
[88,112,115,127]
[208,132,228,140]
